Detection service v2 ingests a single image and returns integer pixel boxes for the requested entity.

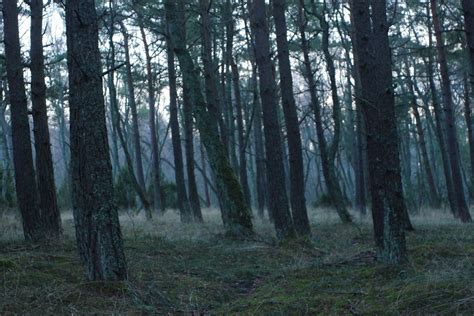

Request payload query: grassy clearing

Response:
[1,208,473,314]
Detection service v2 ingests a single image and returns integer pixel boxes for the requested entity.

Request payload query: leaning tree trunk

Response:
[350,0,407,264]
[165,0,253,238]
[250,0,295,241]
[30,0,62,239]
[463,74,474,202]
[66,0,127,281]
[3,0,44,242]
[430,0,472,222]
[272,0,311,236]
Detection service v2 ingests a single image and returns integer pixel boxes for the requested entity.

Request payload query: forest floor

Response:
[1,208,473,314]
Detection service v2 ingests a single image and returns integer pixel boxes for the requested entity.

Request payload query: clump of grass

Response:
[1,208,473,314]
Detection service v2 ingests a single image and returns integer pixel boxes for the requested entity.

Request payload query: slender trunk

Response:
[138,24,163,215]
[430,0,472,222]
[120,23,147,195]
[165,33,193,222]
[66,0,127,280]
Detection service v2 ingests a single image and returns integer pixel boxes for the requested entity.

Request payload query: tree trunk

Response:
[250,0,295,240]
[272,0,311,236]
[138,24,163,215]
[165,33,193,222]
[350,0,407,264]
[462,0,474,202]
[430,0,472,222]
[120,23,147,196]
[3,0,44,242]
[65,0,127,280]
[166,0,253,237]
[29,0,62,239]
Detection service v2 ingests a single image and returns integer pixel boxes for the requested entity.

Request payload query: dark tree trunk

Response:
[3,0,44,242]
[166,0,253,237]
[200,142,212,208]
[463,74,474,202]
[350,0,407,264]
[272,0,311,236]
[120,23,147,196]
[138,24,163,215]
[462,0,474,202]
[29,0,62,239]
[66,0,127,280]
[250,0,295,240]
[430,0,472,222]
[166,34,193,222]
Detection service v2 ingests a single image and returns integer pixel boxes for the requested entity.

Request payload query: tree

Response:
[66,0,127,280]
[29,0,62,239]
[165,0,253,237]
[3,0,44,242]
[250,0,295,240]
[165,30,193,222]
[430,0,472,222]
[350,0,407,263]
[272,0,311,236]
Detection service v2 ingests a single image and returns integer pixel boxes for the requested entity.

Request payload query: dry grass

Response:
[1,207,473,314]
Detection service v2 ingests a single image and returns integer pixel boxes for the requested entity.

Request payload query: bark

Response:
[430,0,472,222]
[3,0,44,242]
[120,23,147,196]
[138,24,163,215]
[200,142,212,208]
[65,0,127,280]
[350,0,407,264]
[166,0,253,237]
[250,0,295,240]
[272,0,311,236]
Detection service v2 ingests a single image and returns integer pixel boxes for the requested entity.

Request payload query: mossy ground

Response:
[1,208,473,314]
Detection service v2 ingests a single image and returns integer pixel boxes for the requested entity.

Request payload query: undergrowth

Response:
[1,208,473,314]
